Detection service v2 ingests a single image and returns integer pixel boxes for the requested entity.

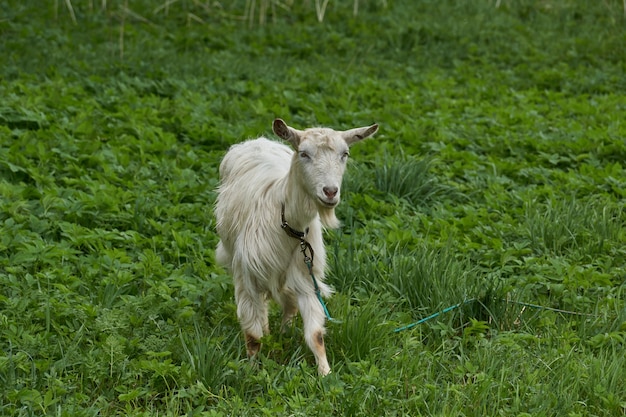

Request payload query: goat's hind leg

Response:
[277,288,298,332]
[234,280,269,358]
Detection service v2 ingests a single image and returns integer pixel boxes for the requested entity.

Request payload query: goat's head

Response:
[273,119,378,226]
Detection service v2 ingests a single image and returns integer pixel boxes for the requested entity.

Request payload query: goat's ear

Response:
[342,123,379,146]
[273,118,301,147]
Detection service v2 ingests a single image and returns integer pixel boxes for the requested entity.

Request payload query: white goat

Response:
[215,118,378,375]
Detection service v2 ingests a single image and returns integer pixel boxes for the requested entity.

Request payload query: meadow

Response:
[1,0,625,415]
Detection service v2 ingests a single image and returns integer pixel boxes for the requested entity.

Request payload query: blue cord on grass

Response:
[305,259,342,324]
[393,297,598,333]
[394,298,476,333]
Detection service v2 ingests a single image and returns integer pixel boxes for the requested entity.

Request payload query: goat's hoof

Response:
[245,334,261,357]
[318,364,331,376]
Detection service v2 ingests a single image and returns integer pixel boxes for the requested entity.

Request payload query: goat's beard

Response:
[318,206,340,229]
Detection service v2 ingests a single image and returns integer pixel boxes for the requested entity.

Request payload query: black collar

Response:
[280,203,309,240]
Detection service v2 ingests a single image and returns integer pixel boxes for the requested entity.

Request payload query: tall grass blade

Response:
[64,0,77,24]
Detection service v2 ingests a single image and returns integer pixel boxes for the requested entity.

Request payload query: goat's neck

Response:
[280,171,318,233]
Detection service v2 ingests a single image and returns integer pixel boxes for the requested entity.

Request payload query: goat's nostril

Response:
[323,186,338,199]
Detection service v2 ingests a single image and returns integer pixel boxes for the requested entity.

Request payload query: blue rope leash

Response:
[280,203,341,324]
[394,298,475,333]
[502,299,598,317]
[305,259,342,324]
[393,297,599,333]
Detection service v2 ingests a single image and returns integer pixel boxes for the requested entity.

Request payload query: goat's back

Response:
[215,138,294,269]
[218,138,291,184]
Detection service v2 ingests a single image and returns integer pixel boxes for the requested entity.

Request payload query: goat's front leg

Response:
[298,293,330,376]
[234,282,269,358]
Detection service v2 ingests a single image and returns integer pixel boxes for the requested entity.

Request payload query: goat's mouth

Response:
[318,197,339,208]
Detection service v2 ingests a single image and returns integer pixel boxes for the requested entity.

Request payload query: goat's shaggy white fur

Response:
[215,118,378,375]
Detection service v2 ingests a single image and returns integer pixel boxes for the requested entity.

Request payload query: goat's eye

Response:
[341,151,350,161]
[299,151,310,160]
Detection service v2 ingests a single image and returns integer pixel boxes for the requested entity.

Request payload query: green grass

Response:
[1,0,626,415]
